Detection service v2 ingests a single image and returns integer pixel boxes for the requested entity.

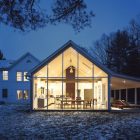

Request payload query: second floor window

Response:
[2,71,8,80]
[24,72,28,81]
[16,72,22,81]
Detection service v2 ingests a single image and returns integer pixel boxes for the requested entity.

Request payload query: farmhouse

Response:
[29,40,140,110]
[0,53,40,104]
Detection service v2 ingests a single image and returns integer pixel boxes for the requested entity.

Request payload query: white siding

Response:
[0,53,40,104]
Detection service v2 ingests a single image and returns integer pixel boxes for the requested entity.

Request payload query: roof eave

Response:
[111,73,140,82]
[30,40,112,76]
[8,52,40,70]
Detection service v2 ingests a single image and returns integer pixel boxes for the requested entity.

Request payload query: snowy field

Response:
[0,105,140,140]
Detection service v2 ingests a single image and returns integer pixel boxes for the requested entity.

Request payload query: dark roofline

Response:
[28,40,140,83]
[8,52,40,70]
[29,40,112,75]
[0,68,8,70]
[111,72,140,82]
[0,59,15,70]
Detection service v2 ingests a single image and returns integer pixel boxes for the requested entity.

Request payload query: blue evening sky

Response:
[0,0,140,60]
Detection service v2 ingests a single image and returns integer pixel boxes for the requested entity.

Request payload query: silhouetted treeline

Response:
[0,50,4,60]
[91,17,140,77]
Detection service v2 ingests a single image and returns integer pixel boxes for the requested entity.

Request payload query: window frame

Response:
[24,72,28,81]
[2,89,8,98]
[2,71,8,80]
[17,90,23,100]
[32,47,109,110]
[23,90,28,99]
[16,72,22,81]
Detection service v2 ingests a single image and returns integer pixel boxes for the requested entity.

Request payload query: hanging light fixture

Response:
[70,66,73,73]
[69,59,73,73]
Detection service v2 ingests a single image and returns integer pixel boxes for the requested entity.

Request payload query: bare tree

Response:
[90,34,111,66]
[128,18,140,52]
[90,30,131,73]
[0,0,94,32]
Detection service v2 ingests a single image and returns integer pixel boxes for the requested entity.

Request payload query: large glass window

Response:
[48,54,62,77]
[128,88,135,104]
[63,47,77,77]
[77,79,93,110]
[137,88,140,105]
[121,89,126,100]
[78,54,93,77]
[115,90,119,100]
[33,77,47,109]
[32,47,108,110]
[94,78,108,110]
[2,71,8,80]
[48,79,62,110]
[94,65,107,77]
[47,54,62,110]
[34,66,47,77]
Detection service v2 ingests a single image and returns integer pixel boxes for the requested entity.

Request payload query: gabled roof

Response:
[29,40,140,83]
[2,52,40,70]
[30,40,112,75]
[0,59,15,70]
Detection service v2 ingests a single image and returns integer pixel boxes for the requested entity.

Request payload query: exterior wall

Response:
[31,47,109,110]
[0,54,40,104]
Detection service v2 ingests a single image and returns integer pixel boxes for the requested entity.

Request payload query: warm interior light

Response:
[69,59,73,73]
[70,66,73,73]
[123,80,126,83]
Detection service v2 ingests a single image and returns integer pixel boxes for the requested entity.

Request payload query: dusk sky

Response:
[0,0,140,61]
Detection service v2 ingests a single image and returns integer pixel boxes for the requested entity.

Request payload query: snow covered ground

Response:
[0,104,140,140]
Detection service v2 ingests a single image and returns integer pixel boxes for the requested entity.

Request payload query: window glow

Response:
[33,47,108,110]
[17,90,22,99]
[23,90,28,99]
[2,71,8,80]
[24,72,28,81]
[17,72,22,81]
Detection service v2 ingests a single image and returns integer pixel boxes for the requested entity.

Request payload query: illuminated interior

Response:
[33,47,108,110]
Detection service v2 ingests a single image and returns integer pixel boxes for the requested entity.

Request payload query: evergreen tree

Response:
[91,22,140,77]
[107,30,130,73]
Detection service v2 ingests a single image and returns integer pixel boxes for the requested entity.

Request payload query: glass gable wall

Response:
[33,47,108,110]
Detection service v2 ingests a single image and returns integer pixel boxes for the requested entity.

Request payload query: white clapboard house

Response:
[0,53,40,104]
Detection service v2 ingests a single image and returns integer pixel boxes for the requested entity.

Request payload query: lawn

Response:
[0,104,140,140]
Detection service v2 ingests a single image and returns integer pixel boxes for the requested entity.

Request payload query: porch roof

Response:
[111,75,140,90]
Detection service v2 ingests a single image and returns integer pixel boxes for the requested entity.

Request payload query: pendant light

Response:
[70,66,73,73]
[69,59,73,73]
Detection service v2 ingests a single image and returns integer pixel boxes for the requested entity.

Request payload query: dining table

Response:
[60,99,86,109]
